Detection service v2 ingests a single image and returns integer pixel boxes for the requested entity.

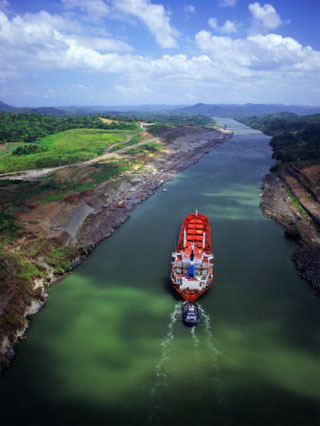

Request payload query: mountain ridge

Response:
[1,100,320,117]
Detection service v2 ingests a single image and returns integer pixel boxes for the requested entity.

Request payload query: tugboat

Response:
[171,210,214,302]
[182,302,200,326]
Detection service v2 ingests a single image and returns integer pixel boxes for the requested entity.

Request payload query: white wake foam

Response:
[148,302,180,424]
[191,325,199,347]
[150,302,180,396]
[198,304,226,411]
[198,304,219,356]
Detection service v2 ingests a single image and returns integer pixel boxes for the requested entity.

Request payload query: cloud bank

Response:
[0,0,319,104]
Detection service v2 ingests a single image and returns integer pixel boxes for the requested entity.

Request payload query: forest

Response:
[112,112,216,127]
[0,111,216,145]
[237,113,320,167]
[0,113,138,143]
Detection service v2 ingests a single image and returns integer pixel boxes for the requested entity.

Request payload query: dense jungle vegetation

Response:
[0,113,138,143]
[0,111,214,144]
[116,112,216,127]
[237,113,320,168]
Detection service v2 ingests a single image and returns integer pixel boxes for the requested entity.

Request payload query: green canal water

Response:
[1,119,319,426]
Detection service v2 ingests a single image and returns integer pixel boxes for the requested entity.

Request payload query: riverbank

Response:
[235,114,320,295]
[260,166,320,294]
[0,125,232,371]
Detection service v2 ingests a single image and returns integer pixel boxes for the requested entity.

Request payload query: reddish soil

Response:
[99,117,119,125]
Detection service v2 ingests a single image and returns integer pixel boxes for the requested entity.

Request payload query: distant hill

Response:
[172,103,320,117]
[0,101,16,112]
[1,100,320,117]
[15,107,65,116]
[0,101,185,116]
[0,101,172,116]
[59,104,186,116]
[60,103,320,117]
[0,100,65,116]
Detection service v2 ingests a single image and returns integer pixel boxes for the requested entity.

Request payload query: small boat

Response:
[170,210,214,302]
[182,302,200,326]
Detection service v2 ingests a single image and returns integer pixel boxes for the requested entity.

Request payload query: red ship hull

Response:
[170,212,214,302]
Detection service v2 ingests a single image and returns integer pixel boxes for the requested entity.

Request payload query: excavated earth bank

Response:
[260,165,320,294]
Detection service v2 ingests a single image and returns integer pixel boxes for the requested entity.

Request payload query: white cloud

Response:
[0,10,71,45]
[0,6,319,105]
[184,4,195,14]
[249,2,282,30]
[194,30,320,75]
[222,20,237,33]
[63,34,133,52]
[1,7,319,79]
[0,8,135,78]
[1,7,319,83]
[0,9,131,50]
[219,0,237,7]
[208,18,218,29]
[208,18,237,33]
[113,0,178,48]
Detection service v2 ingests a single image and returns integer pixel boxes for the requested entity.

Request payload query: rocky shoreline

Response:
[0,125,232,371]
[260,171,320,294]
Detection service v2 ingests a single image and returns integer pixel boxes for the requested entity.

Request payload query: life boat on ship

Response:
[170,210,214,302]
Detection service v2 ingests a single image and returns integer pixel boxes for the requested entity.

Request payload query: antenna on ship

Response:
[195,208,198,216]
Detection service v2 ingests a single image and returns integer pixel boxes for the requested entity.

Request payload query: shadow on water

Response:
[3,353,319,426]
[161,277,181,301]
[3,334,319,426]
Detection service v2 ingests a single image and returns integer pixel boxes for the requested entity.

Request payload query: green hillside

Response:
[0,129,130,173]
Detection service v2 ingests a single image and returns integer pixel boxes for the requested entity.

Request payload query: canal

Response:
[1,119,319,426]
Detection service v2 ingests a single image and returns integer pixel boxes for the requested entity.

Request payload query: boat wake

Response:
[148,303,226,424]
[148,303,180,423]
[198,304,226,411]
[150,303,180,397]
[198,304,219,356]
[190,325,199,348]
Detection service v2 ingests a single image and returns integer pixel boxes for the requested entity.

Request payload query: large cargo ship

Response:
[170,211,214,302]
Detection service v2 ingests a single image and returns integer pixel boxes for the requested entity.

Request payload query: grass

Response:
[38,160,134,203]
[0,129,132,173]
[285,186,310,217]
[0,235,81,350]
[126,142,162,155]
[0,158,137,207]
[109,134,143,152]
[0,179,56,208]
[0,210,23,234]
[0,142,21,157]
[0,159,136,209]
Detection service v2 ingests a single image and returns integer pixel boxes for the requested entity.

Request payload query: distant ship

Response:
[170,210,214,302]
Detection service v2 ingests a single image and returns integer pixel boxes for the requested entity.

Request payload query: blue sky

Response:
[0,0,319,106]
